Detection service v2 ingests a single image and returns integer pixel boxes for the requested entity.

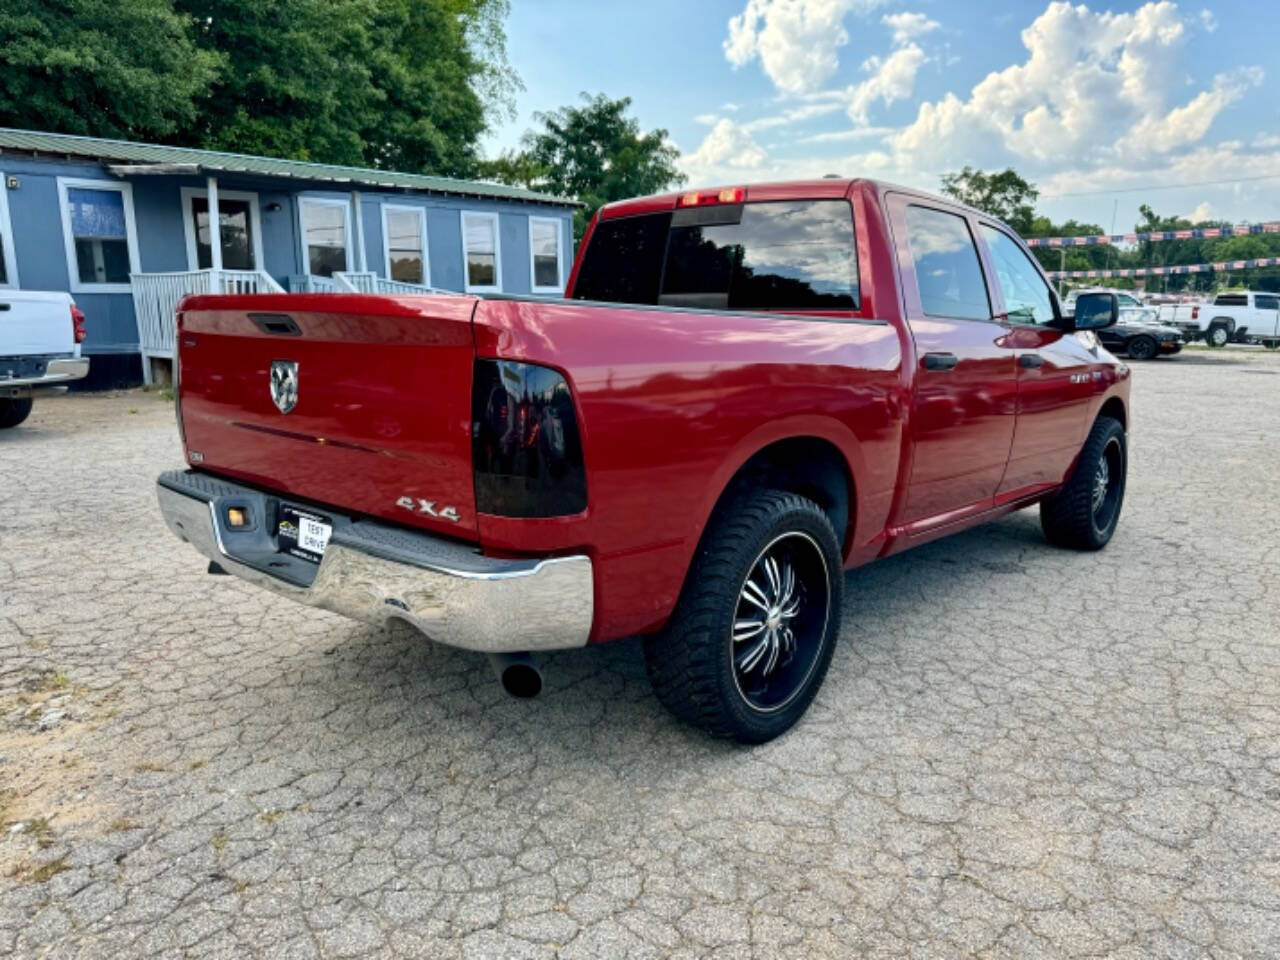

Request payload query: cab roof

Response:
[596,177,992,224]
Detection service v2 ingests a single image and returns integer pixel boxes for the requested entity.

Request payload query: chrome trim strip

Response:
[0,357,90,387]
[157,484,593,653]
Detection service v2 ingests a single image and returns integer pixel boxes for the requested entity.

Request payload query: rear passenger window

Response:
[904,205,991,321]
[1255,295,1278,311]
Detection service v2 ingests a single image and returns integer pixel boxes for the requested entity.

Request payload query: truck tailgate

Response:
[0,290,75,355]
[177,293,480,538]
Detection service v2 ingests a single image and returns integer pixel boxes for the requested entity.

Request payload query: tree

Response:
[0,0,222,140]
[174,0,519,177]
[0,0,517,179]
[485,93,686,238]
[940,166,1039,234]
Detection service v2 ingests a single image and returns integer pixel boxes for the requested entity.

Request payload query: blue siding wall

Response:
[362,196,574,295]
[0,151,575,385]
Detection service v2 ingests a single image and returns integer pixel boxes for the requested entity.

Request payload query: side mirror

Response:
[1068,292,1119,331]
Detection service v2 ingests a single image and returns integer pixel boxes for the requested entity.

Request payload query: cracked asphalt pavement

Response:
[2,347,1279,958]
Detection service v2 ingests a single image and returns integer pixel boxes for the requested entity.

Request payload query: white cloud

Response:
[847,43,927,125]
[1185,201,1213,221]
[741,102,843,133]
[881,11,939,46]
[724,0,887,95]
[682,118,768,183]
[887,1,1261,173]
[692,0,1273,226]
[1198,8,1218,32]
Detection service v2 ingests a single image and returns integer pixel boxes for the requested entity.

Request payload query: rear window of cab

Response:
[572,199,859,312]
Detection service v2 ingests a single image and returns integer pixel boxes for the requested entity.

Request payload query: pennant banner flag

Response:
[1026,221,1280,248]
[1047,256,1280,280]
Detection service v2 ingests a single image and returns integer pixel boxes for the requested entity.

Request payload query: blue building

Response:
[0,128,578,388]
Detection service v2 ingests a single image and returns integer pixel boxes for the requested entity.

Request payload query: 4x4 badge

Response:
[396,496,461,523]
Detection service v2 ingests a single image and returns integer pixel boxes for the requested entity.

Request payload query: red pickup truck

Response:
[157,178,1128,742]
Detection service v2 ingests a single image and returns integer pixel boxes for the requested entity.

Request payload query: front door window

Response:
[190,197,255,270]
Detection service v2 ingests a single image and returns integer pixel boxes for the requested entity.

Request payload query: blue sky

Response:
[486,1,1280,232]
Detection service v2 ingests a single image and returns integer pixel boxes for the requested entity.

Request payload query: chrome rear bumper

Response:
[2,357,90,395]
[156,470,593,653]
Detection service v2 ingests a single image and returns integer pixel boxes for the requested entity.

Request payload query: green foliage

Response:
[0,0,518,178]
[173,0,518,177]
[940,166,1038,234]
[483,94,686,238]
[0,0,222,140]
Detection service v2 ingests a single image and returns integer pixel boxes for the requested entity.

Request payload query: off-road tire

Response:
[1126,336,1157,361]
[1040,416,1126,551]
[643,489,843,743]
[0,397,33,429]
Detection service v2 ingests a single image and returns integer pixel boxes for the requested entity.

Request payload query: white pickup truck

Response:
[1158,291,1280,348]
[1,290,90,427]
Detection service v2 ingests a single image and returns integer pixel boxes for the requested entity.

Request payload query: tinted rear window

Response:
[572,200,859,311]
[571,212,672,305]
[1214,294,1248,306]
[1256,295,1279,310]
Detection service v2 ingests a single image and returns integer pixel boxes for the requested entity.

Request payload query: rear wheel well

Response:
[1099,397,1126,430]
[717,438,854,554]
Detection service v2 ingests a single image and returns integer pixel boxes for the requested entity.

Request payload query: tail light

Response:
[471,359,587,517]
[1191,306,1199,320]
[71,305,86,344]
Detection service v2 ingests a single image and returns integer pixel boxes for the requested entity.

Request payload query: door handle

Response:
[921,352,958,371]
[1019,353,1044,368]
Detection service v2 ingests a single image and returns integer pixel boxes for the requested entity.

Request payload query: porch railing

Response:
[288,271,444,295]
[130,268,284,385]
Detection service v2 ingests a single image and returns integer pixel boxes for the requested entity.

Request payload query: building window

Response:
[382,204,428,286]
[57,178,140,294]
[462,211,502,292]
[528,216,564,293]
[0,175,17,288]
[299,197,351,277]
[181,187,263,272]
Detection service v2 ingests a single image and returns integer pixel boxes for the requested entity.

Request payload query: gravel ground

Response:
[1,347,1279,959]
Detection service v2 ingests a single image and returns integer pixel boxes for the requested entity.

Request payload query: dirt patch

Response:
[0,671,119,876]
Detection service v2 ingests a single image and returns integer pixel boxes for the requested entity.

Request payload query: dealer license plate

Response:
[278,504,332,563]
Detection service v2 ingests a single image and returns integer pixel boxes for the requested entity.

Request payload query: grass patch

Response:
[258,810,282,825]
[9,856,70,884]
[106,818,138,834]
[133,761,167,773]
[211,831,228,852]
[25,816,54,847]
[158,386,174,402]
[188,759,206,771]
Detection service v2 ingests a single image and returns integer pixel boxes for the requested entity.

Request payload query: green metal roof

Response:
[0,127,579,207]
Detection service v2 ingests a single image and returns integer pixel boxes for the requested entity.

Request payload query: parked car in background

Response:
[1097,316,1184,360]
[1158,291,1280,347]
[157,178,1129,743]
[0,290,89,427]
[1064,287,1157,324]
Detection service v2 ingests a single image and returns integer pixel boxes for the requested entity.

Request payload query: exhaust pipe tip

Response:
[488,652,543,699]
